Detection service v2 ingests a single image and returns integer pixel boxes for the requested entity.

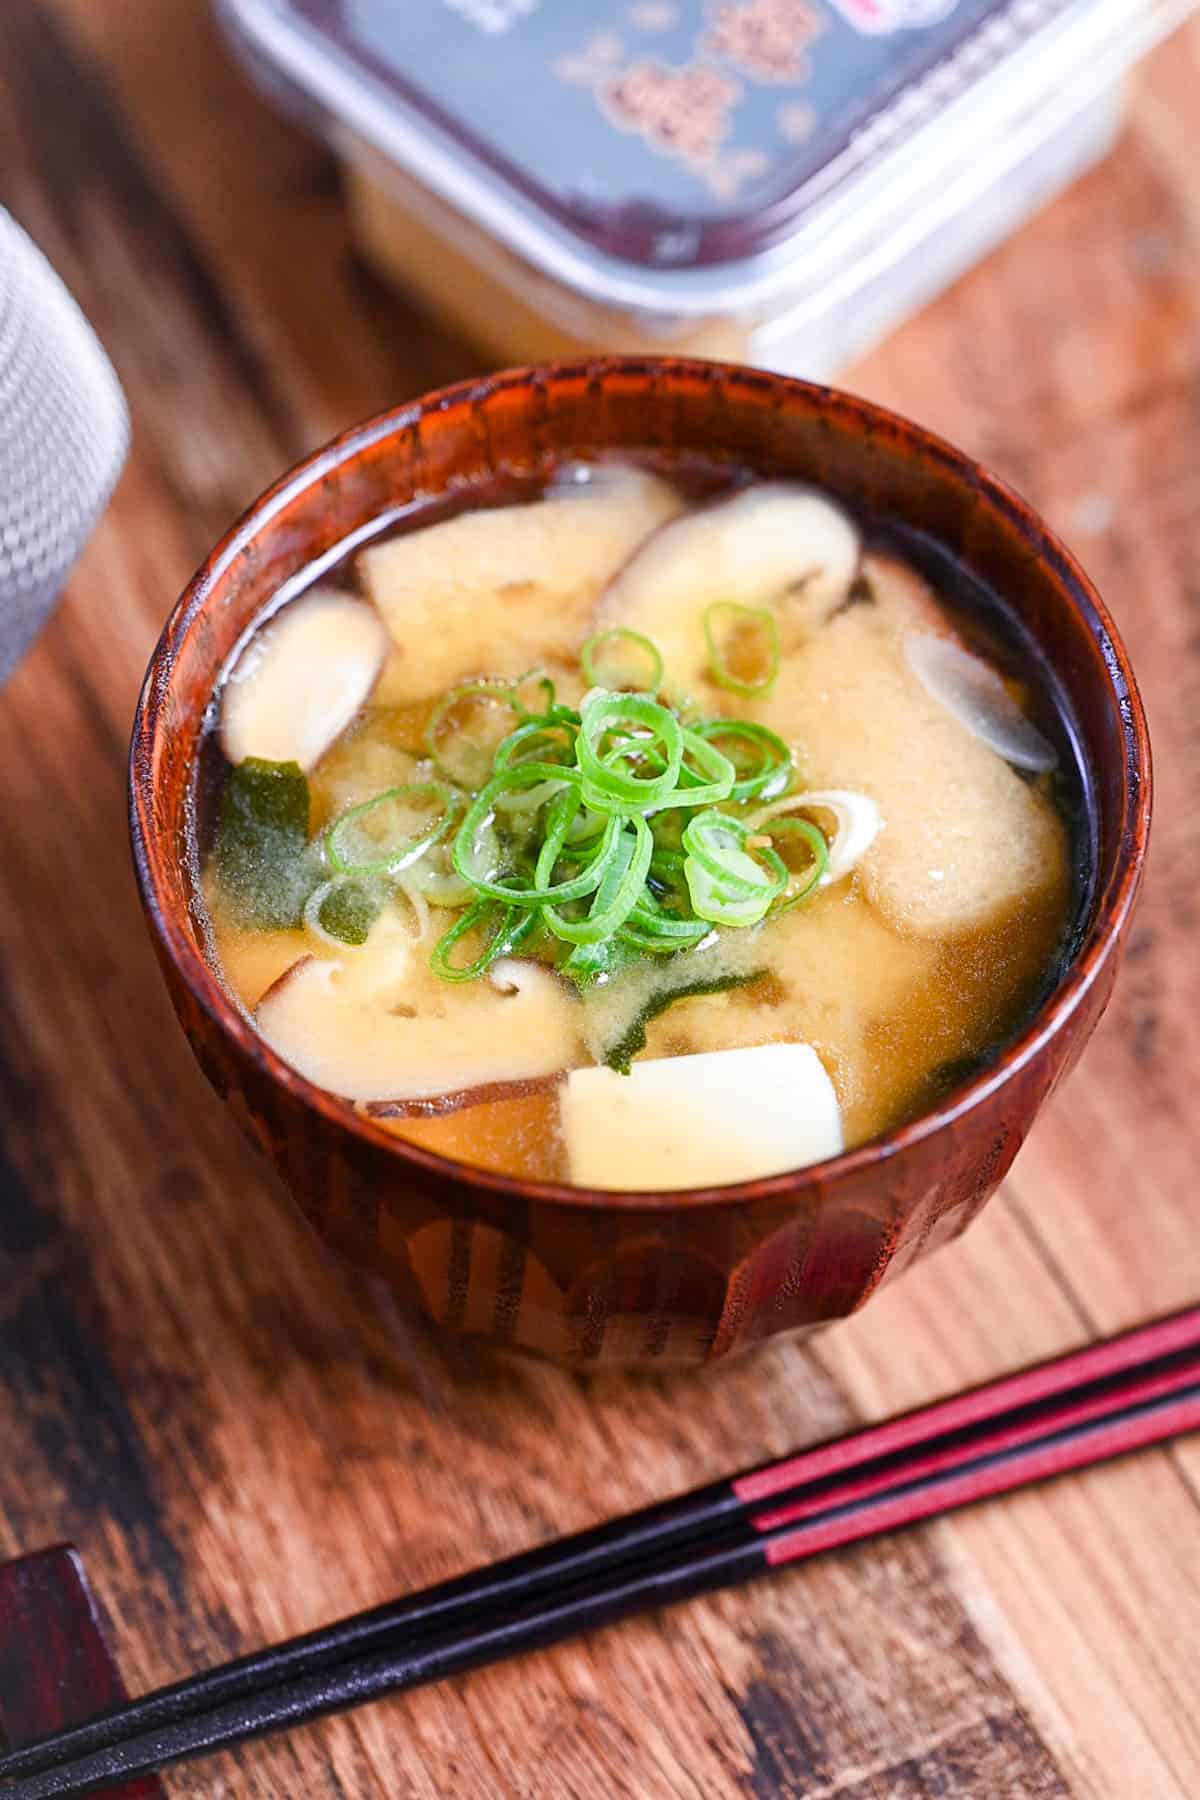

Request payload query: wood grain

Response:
[0,4,1197,1793]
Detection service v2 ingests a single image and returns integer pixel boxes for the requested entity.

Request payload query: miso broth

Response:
[197,460,1088,1191]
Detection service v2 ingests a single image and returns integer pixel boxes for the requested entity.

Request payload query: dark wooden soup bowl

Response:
[129,360,1150,1368]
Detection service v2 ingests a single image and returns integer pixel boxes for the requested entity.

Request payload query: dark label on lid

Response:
[297,0,1065,266]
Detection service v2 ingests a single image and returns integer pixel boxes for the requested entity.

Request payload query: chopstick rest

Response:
[0,1545,164,1798]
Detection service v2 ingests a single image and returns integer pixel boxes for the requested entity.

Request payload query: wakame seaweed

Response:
[212,757,316,929]
[317,880,381,947]
[213,757,386,946]
[602,970,762,1076]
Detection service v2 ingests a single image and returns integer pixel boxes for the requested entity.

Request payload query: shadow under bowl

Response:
[129,359,1150,1369]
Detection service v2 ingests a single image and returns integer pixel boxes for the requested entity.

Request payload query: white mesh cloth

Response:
[0,207,129,685]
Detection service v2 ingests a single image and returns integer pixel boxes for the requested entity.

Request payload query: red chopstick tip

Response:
[763,1388,1200,1566]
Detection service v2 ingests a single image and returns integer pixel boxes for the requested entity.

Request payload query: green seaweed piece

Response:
[317,880,381,947]
[602,969,761,1076]
[212,757,317,929]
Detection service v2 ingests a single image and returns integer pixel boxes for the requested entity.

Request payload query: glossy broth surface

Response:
[198,458,1088,1191]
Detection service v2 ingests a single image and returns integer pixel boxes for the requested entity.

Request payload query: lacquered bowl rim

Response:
[129,358,1152,1213]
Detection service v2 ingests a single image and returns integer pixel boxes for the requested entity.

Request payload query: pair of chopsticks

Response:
[3,1307,1197,1799]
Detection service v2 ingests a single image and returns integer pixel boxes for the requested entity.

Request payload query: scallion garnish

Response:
[669,727,737,809]
[559,936,632,989]
[703,601,781,698]
[532,787,623,903]
[581,627,664,694]
[426,680,521,788]
[682,810,787,927]
[619,905,711,952]
[453,766,595,905]
[509,668,561,723]
[430,897,540,982]
[493,716,578,773]
[690,719,791,803]
[324,781,457,878]
[577,690,683,813]
[218,610,833,1015]
[543,815,654,946]
[762,815,829,912]
[684,865,775,928]
[422,662,816,982]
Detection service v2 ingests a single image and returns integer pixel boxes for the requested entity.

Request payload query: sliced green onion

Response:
[494,716,578,772]
[533,788,624,903]
[703,602,781,698]
[617,925,706,953]
[430,898,538,982]
[452,778,515,898]
[661,727,736,809]
[581,627,663,694]
[512,667,581,730]
[763,815,828,912]
[394,875,432,941]
[618,902,711,952]
[407,837,482,908]
[596,733,672,798]
[645,850,689,911]
[425,681,522,788]
[563,799,609,845]
[755,789,880,887]
[684,862,775,927]
[325,782,455,878]
[534,784,580,879]
[690,719,792,803]
[577,691,683,813]
[509,668,557,721]
[453,768,592,905]
[543,815,653,945]
[560,936,631,988]
[491,776,572,815]
[682,811,767,894]
[419,657,822,984]
[682,808,786,926]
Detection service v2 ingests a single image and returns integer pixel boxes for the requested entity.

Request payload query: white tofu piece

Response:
[562,1043,843,1192]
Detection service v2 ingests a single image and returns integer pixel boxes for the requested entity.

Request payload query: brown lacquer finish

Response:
[128,360,1150,1367]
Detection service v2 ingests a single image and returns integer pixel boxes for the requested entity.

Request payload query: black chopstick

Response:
[6,1371,1199,1799]
[2,1306,1198,1794]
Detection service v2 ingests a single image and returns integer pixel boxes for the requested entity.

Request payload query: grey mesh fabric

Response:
[0,207,129,685]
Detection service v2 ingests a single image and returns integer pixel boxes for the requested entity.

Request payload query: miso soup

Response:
[197,461,1088,1191]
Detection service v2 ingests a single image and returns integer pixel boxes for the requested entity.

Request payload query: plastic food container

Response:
[218,0,1194,378]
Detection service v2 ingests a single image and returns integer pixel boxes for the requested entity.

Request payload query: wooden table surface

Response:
[2,5,1198,1795]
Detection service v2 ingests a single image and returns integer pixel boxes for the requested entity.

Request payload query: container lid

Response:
[220,0,1192,313]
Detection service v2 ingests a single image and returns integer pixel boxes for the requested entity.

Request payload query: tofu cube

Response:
[562,1043,843,1192]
